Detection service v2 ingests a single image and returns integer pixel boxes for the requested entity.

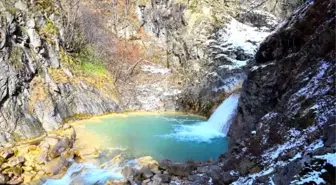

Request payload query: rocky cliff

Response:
[220,0,335,184]
[0,0,119,144]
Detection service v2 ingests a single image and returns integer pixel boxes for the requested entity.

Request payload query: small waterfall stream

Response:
[207,93,240,135]
[162,93,240,142]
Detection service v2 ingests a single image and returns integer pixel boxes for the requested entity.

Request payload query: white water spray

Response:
[162,93,240,142]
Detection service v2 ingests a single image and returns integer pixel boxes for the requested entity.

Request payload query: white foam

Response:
[161,94,240,142]
[44,162,123,185]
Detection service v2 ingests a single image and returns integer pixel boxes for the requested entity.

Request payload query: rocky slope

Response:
[0,0,119,144]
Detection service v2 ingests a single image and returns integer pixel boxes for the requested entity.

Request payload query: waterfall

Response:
[161,93,240,142]
[207,93,240,135]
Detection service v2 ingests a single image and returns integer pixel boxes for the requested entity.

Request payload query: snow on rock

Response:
[220,17,271,56]
[314,153,336,167]
[306,139,324,151]
[291,170,326,185]
[207,16,273,70]
[141,65,171,74]
[231,167,275,185]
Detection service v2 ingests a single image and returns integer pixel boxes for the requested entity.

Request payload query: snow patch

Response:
[291,170,326,185]
[141,65,171,74]
[314,153,336,167]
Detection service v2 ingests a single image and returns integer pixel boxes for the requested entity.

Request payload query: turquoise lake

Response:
[73,113,229,162]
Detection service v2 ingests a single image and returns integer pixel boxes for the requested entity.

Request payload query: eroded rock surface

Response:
[0,0,119,143]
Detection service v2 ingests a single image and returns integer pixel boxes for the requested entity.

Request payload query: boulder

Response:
[7,176,23,185]
[323,117,336,147]
[136,156,158,169]
[122,166,138,181]
[43,157,69,175]
[8,156,25,167]
[43,137,59,147]
[167,163,196,177]
[50,137,71,159]
[0,173,7,184]
[0,149,14,159]
[75,147,98,160]
[151,174,171,184]
[140,167,153,179]
[158,159,172,170]
[14,1,28,11]
[36,153,48,165]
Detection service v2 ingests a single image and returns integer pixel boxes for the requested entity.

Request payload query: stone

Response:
[323,117,336,147]
[221,171,239,184]
[140,167,153,179]
[43,137,59,146]
[75,147,98,160]
[0,173,7,184]
[14,1,28,11]
[43,157,69,175]
[167,163,196,177]
[7,176,23,185]
[36,153,48,165]
[197,166,208,173]
[22,166,33,172]
[27,29,41,49]
[137,156,158,169]
[22,172,36,183]
[0,149,14,159]
[122,166,137,181]
[152,174,171,184]
[63,124,71,129]
[151,169,161,174]
[142,179,151,185]
[159,159,172,170]
[8,156,25,167]
[26,19,35,29]
[50,137,71,159]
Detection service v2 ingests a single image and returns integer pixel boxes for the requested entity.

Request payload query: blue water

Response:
[75,113,229,162]
[45,93,241,185]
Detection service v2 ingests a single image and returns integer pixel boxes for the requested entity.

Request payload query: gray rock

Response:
[0,173,6,184]
[167,163,196,177]
[8,156,25,166]
[27,29,41,49]
[323,117,336,147]
[0,149,14,159]
[140,167,153,179]
[36,153,48,165]
[43,157,69,175]
[43,137,59,146]
[151,174,171,185]
[14,1,28,11]
[122,166,137,181]
[50,137,71,159]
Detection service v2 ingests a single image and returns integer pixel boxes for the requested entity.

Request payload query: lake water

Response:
[73,113,229,162]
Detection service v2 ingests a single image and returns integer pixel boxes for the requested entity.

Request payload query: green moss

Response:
[35,0,53,11]
[9,46,24,70]
[61,46,108,76]
[39,19,58,43]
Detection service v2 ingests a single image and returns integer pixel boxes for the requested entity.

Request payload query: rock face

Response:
[0,1,119,143]
[222,0,335,184]
[136,0,280,116]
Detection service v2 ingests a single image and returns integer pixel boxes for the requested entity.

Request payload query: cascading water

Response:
[207,93,240,135]
[162,93,240,142]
